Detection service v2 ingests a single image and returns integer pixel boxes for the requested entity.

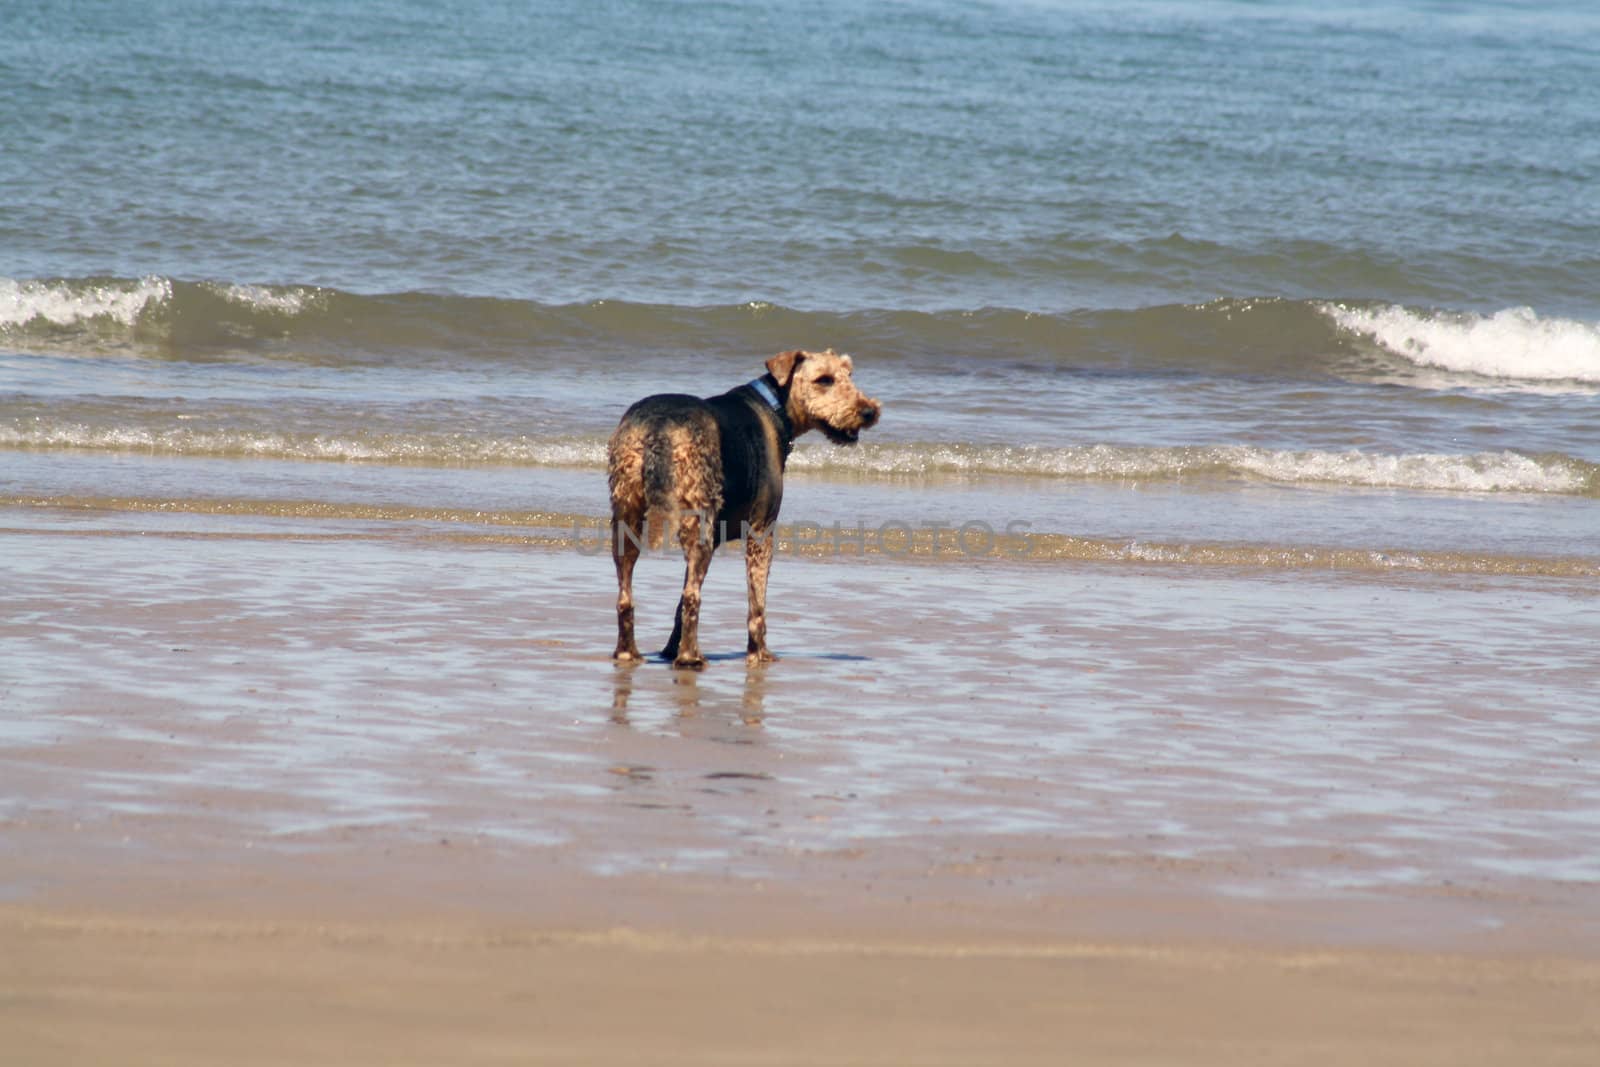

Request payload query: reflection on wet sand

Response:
[610,660,768,728]
[5,523,1600,950]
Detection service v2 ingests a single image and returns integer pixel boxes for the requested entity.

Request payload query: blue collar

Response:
[747,375,794,449]
[749,376,782,413]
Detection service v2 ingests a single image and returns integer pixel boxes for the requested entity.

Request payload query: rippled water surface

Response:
[4,523,1597,917]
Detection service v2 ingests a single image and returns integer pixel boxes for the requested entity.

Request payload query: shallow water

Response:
[4,519,1596,939]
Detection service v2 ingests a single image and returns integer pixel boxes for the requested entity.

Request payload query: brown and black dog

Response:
[607,349,881,668]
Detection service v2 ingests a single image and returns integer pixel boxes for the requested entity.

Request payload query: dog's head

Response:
[765,349,881,444]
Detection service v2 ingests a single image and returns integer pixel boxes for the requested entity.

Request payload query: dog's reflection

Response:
[611,660,767,727]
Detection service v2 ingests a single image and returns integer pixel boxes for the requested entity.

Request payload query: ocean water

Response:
[4,0,1598,575]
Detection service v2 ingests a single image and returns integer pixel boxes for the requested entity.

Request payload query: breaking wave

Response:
[1323,303,1600,385]
[7,276,1599,394]
[0,275,174,329]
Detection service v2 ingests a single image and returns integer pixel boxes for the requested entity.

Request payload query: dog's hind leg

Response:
[669,511,713,670]
[607,421,651,664]
[611,516,645,662]
[743,522,777,665]
[662,515,728,662]
[660,606,684,663]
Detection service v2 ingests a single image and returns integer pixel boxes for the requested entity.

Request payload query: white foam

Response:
[0,423,610,468]
[0,276,172,330]
[1323,303,1600,384]
[1,419,1585,496]
[212,282,319,316]
[790,442,1589,495]
[1227,447,1585,495]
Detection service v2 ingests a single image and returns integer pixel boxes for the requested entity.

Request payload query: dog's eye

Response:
[814,375,835,388]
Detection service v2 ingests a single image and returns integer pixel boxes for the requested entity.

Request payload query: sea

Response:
[3,1,1599,932]
[6,0,1600,563]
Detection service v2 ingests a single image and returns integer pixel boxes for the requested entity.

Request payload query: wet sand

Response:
[4,507,1599,1062]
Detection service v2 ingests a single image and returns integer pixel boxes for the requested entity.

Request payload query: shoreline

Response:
[7,477,1600,579]
[6,804,1597,960]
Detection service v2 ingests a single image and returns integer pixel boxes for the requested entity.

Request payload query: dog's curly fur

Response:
[607,349,881,668]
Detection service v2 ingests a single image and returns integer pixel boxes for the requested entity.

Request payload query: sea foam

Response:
[1323,303,1600,384]
[213,282,320,316]
[0,422,609,468]
[3,417,1591,497]
[0,276,172,330]
[790,442,1592,496]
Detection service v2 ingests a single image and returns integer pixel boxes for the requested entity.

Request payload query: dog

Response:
[607,348,881,668]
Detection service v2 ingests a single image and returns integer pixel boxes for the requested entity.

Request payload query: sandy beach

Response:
[5,507,1599,1063]
[8,909,1597,1066]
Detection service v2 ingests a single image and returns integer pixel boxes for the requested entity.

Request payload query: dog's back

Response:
[608,394,725,549]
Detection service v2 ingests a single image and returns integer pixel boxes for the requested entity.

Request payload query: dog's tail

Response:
[641,431,680,549]
[608,421,721,551]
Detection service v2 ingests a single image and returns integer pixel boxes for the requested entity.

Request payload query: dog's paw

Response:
[672,654,707,671]
[746,649,778,666]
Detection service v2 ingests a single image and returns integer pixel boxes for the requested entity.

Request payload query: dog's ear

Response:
[765,349,805,388]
